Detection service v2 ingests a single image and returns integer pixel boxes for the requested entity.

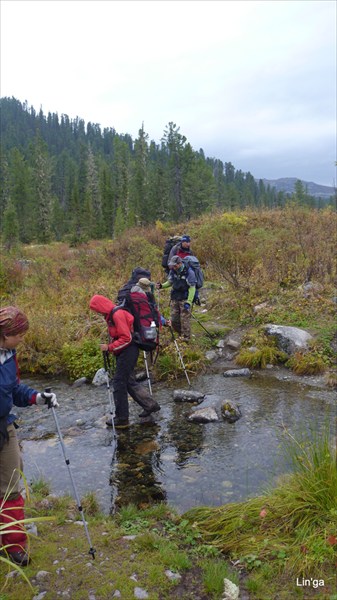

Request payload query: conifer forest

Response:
[0,96,334,246]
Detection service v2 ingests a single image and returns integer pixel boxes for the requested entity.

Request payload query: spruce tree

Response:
[2,196,20,250]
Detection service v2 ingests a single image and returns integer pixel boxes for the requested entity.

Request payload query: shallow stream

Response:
[16,363,335,515]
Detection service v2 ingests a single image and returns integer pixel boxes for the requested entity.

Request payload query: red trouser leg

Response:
[0,494,27,553]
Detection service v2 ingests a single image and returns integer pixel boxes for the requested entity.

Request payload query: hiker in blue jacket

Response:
[0,306,59,567]
[157,255,196,342]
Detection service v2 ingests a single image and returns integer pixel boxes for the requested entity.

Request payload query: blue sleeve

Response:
[12,383,38,407]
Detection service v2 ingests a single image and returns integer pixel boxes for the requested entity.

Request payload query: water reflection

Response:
[110,423,166,512]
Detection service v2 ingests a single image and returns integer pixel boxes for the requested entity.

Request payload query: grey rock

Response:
[33,593,47,600]
[205,350,218,361]
[72,377,88,388]
[222,578,240,600]
[253,301,269,313]
[221,402,242,423]
[225,337,241,350]
[92,368,108,386]
[134,588,149,599]
[264,324,313,355]
[36,570,51,580]
[165,569,182,581]
[223,369,251,377]
[188,407,219,423]
[26,522,38,536]
[173,389,205,402]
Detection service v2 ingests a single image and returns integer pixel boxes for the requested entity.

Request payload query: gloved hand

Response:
[183,302,190,311]
[156,282,162,289]
[36,392,59,409]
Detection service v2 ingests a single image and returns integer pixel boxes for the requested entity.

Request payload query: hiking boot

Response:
[138,404,161,418]
[114,418,130,429]
[7,550,30,567]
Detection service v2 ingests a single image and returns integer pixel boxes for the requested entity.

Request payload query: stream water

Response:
[15,363,336,515]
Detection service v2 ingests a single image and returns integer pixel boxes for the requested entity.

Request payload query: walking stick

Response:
[169,326,191,387]
[103,351,116,435]
[191,312,214,340]
[45,388,96,559]
[143,351,153,396]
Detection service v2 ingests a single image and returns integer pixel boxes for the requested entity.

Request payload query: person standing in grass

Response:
[0,306,59,567]
[157,255,196,342]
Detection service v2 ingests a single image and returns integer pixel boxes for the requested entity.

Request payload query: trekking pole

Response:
[169,326,191,387]
[45,388,96,559]
[103,351,116,435]
[191,312,214,340]
[143,351,153,396]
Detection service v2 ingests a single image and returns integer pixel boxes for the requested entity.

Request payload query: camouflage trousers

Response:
[170,299,191,340]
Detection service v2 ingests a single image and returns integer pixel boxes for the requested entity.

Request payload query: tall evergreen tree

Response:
[29,133,53,242]
[2,196,20,249]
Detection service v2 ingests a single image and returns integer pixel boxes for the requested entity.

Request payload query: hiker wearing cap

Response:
[0,306,59,567]
[89,294,161,429]
[157,255,196,342]
[167,235,193,264]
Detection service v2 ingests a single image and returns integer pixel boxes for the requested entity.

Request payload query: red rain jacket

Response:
[89,294,134,355]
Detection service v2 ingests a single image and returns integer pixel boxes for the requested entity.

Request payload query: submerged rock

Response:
[221,402,242,423]
[173,389,205,402]
[223,368,251,377]
[187,407,219,423]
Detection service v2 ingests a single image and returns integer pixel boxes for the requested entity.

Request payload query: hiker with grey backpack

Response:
[157,254,204,342]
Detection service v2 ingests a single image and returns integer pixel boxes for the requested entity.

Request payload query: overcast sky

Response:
[1,0,336,186]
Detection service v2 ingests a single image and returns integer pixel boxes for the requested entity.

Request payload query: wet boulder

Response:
[221,402,242,423]
[173,389,205,403]
[72,377,89,388]
[264,324,313,355]
[223,368,252,377]
[92,368,108,386]
[188,407,219,423]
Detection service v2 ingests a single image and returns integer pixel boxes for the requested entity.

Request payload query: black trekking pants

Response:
[113,343,158,420]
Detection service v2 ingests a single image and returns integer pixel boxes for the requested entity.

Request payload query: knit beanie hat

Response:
[138,278,152,291]
[0,306,29,337]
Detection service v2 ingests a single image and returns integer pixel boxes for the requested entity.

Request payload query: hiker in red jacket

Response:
[89,295,160,428]
[0,306,59,567]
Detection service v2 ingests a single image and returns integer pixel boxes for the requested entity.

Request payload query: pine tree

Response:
[2,196,20,250]
[30,133,53,242]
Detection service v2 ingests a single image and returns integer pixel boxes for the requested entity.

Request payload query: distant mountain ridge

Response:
[261,177,335,199]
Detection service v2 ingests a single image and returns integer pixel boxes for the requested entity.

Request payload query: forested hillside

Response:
[1,97,333,246]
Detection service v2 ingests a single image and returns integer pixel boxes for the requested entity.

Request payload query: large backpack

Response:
[161,236,182,270]
[182,255,204,290]
[111,291,159,352]
[117,267,151,303]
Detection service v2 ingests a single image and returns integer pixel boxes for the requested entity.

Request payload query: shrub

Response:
[61,339,103,380]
